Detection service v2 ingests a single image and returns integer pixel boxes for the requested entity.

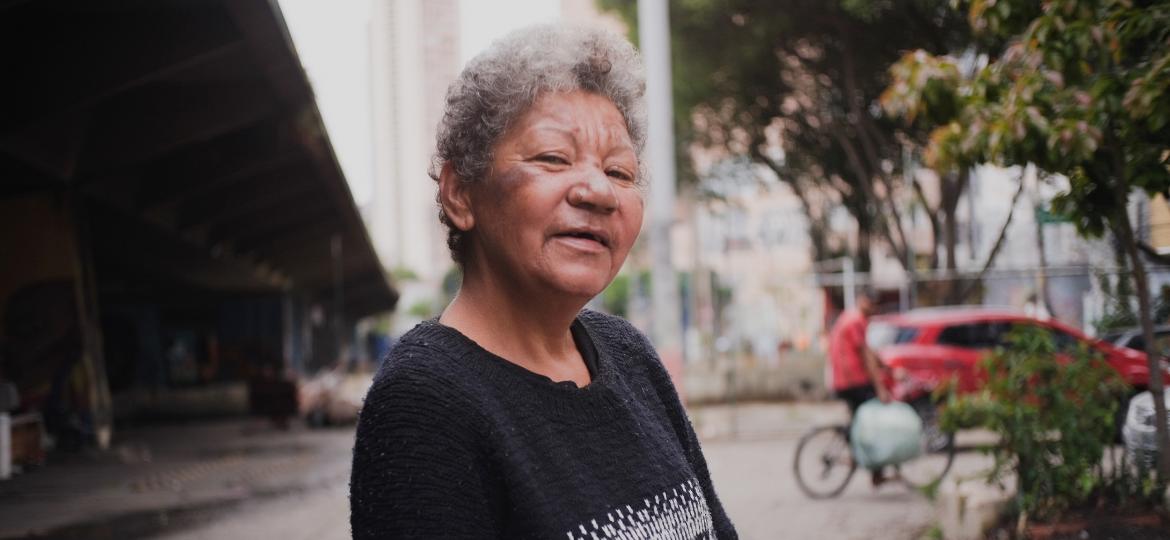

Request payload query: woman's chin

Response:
[542,270,613,300]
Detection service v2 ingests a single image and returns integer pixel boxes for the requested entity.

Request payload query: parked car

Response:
[298,369,373,427]
[868,307,1168,407]
[1122,389,1170,468]
[1101,325,1170,357]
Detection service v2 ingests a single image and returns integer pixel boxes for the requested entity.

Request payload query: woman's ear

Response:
[438,162,475,232]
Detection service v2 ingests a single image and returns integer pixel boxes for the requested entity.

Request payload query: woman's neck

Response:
[438,265,591,385]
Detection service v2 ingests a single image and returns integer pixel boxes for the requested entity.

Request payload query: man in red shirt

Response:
[828,291,890,417]
[827,291,891,485]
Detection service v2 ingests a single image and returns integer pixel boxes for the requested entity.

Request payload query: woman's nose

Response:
[567,168,619,213]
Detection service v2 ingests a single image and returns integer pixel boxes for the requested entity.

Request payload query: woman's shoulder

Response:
[364,321,484,412]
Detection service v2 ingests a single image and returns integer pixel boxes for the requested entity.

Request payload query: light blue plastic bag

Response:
[850,399,923,468]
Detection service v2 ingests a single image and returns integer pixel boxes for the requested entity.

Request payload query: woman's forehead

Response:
[512,92,634,147]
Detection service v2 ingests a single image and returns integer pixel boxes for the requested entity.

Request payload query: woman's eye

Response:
[535,154,569,165]
[607,169,634,182]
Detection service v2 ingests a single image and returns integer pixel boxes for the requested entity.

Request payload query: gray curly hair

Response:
[429,23,647,266]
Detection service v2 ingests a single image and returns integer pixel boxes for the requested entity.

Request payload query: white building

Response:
[367,0,461,330]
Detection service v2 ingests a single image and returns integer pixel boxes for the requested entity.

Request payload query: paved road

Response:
[153,482,351,540]
[148,402,981,540]
[695,402,940,540]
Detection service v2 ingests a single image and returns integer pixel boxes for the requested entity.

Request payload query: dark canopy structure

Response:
[0,0,397,445]
[0,0,395,316]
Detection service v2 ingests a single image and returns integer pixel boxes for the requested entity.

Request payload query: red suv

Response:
[868,307,1166,404]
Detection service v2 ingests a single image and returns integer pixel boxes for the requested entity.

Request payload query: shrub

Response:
[939,325,1128,521]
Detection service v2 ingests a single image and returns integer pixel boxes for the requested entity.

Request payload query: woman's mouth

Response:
[553,229,610,252]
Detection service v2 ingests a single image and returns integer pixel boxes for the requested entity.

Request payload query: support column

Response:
[68,196,113,450]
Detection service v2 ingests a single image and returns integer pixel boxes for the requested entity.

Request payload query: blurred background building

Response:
[366,0,460,332]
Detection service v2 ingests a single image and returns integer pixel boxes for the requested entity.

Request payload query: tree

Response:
[885,0,1170,480]
[599,0,970,273]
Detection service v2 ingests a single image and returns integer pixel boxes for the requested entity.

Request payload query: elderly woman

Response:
[350,24,737,539]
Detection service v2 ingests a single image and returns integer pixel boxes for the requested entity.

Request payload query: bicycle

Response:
[792,399,956,499]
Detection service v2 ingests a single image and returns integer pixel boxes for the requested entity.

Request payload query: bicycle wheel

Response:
[793,425,857,499]
[897,402,956,491]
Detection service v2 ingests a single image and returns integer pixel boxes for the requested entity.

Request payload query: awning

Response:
[0,0,397,317]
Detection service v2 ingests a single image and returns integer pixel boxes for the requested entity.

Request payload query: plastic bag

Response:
[850,399,923,468]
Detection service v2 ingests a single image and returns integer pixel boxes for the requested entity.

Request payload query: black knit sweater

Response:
[350,309,737,539]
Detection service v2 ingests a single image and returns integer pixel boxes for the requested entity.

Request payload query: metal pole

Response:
[638,0,683,379]
[904,240,915,312]
[843,257,856,311]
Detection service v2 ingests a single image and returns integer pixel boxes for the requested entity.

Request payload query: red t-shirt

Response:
[827,309,871,391]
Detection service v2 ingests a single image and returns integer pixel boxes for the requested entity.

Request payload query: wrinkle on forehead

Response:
[513,92,636,155]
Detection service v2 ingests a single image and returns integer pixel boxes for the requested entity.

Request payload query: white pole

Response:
[844,257,856,311]
[638,0,684,379]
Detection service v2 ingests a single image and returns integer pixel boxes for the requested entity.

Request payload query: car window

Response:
[1006,322,1081,353]
[893,326,919,344]
[1127,335,1144,351]
[868,324,919,348]
[1049,328,1079,353]
[1155,333,1170,359]
[1099,331,1125,344]
[1125,331,1170,357]
[936,323,1007,349]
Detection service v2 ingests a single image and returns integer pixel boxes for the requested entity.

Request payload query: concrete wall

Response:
[684,351,827,405]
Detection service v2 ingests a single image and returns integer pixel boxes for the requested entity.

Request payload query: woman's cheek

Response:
[624,194,645,236]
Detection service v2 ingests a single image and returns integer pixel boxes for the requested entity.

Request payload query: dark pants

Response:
[835,384,877,419]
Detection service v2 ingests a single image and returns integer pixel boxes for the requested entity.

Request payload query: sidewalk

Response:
[0,419,354,539]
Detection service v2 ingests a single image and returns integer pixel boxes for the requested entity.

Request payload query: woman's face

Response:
[466,90,644,301]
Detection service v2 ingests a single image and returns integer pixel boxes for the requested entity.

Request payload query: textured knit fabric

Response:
[350,309,737,539]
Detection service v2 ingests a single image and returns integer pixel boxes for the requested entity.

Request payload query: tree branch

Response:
[827,126,909,266]
[911,177,942,268]
[752,146,831,260]
[1137,240,1170,266]
[959,179,1027,300]
[875,172,911,267]
[835,29,911,270]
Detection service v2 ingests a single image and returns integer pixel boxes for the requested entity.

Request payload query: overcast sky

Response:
[277,0,563,207]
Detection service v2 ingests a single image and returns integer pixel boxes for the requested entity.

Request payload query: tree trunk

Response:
[857,226,872,273]
[912,179,942,269]
[1116,215,1170,481]
[939,170,968,303]
[1027,168,1055,314]
[943,206,958,273]
[1034,212,1055,316]
[959,180,1026,301]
